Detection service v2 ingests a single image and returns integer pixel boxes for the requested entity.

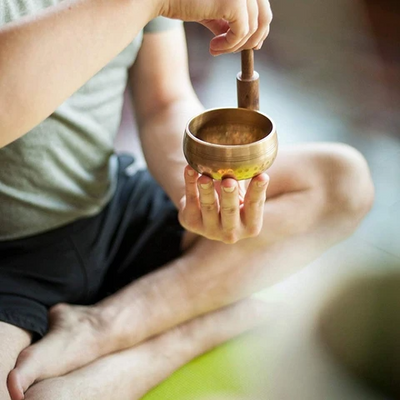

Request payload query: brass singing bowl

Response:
[183,108,278,181]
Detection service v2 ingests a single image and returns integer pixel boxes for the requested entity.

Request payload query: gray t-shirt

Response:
[0,0,181,240]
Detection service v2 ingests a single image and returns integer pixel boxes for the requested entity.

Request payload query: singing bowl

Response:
[183,108,278,181]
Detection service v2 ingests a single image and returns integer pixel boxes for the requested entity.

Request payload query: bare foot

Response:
[22,298,277,400]
[7,303,113,400]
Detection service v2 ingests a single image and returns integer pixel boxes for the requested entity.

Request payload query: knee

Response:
[318,143,374,231]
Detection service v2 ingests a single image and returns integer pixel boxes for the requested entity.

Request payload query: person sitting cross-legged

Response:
[0,0,374,399]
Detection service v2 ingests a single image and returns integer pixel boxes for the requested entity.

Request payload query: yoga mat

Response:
[142,328,269,400]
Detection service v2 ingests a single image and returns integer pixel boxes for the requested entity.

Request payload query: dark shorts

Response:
[0,155,185,339]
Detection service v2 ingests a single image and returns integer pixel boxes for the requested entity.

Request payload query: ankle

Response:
[94,295,148,352]
[76,305,124,356]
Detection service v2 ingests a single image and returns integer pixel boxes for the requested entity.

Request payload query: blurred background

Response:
[117,0,400,399]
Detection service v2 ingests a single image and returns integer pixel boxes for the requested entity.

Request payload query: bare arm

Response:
[129,24,203,207]
[130,26,271,244]
[0,0,271,148]
[0,0,161,148]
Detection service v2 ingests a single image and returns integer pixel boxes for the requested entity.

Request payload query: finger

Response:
[209,3,249,55]
[257,1,273,47]
[237,0,272,51]
[254,24,270,50]
[228,0,259,53]
[243,173,269,236]
[211,0,260,55]
[198,175,220,235]
[180,166,202,231]
[215,181,244,204]
[232,0,260,52]
[220,178,241,243]
[238,181,246,204]
[199,19,230,36]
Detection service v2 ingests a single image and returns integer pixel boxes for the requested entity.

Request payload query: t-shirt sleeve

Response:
[143,17,183,33]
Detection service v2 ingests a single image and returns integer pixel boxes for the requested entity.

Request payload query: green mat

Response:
[142,291,275,399]
[142,325,268,400]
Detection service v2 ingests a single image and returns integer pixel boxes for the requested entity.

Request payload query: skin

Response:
[0,1,375,399]
[5,138,374,400]
[5,299,277,400]
[0,0,272,147]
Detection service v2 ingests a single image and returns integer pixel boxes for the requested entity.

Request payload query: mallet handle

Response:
[237,49,260,111]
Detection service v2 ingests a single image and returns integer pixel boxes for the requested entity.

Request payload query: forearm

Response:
[96,164,331,350]
[0,0,159,147]
[138,95,204,207]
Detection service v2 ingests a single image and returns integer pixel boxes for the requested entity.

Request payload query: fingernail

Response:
[223,186,235,193]
[257,180,268,188]
[200,182,212,190]
[187,169,194,176]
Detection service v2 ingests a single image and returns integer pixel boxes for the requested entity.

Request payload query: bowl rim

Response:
[185,107,277,150]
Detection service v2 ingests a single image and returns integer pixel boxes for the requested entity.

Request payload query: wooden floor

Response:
[117,1,400,398]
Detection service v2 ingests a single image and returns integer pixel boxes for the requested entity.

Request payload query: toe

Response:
[12,345,44,396]
[7,369,24,400]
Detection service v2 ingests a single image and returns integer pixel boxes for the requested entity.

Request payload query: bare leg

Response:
[23,299,275,400]
[10,143,374,398]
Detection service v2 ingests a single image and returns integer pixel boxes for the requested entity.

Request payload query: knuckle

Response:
[200,201,217,212]
[249,21,258,35]
[246,39,261,50]
[247,199,264,209]
[178,213,200,231]
[186,193,198,203]
[221,205,237,216]
[235,16,250,36]
[238,25,249,38]
[259,13,271,27]
[187,219,201,231]
[186,178,198,186]
[263,1,273,20]
[267,4,273,22]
